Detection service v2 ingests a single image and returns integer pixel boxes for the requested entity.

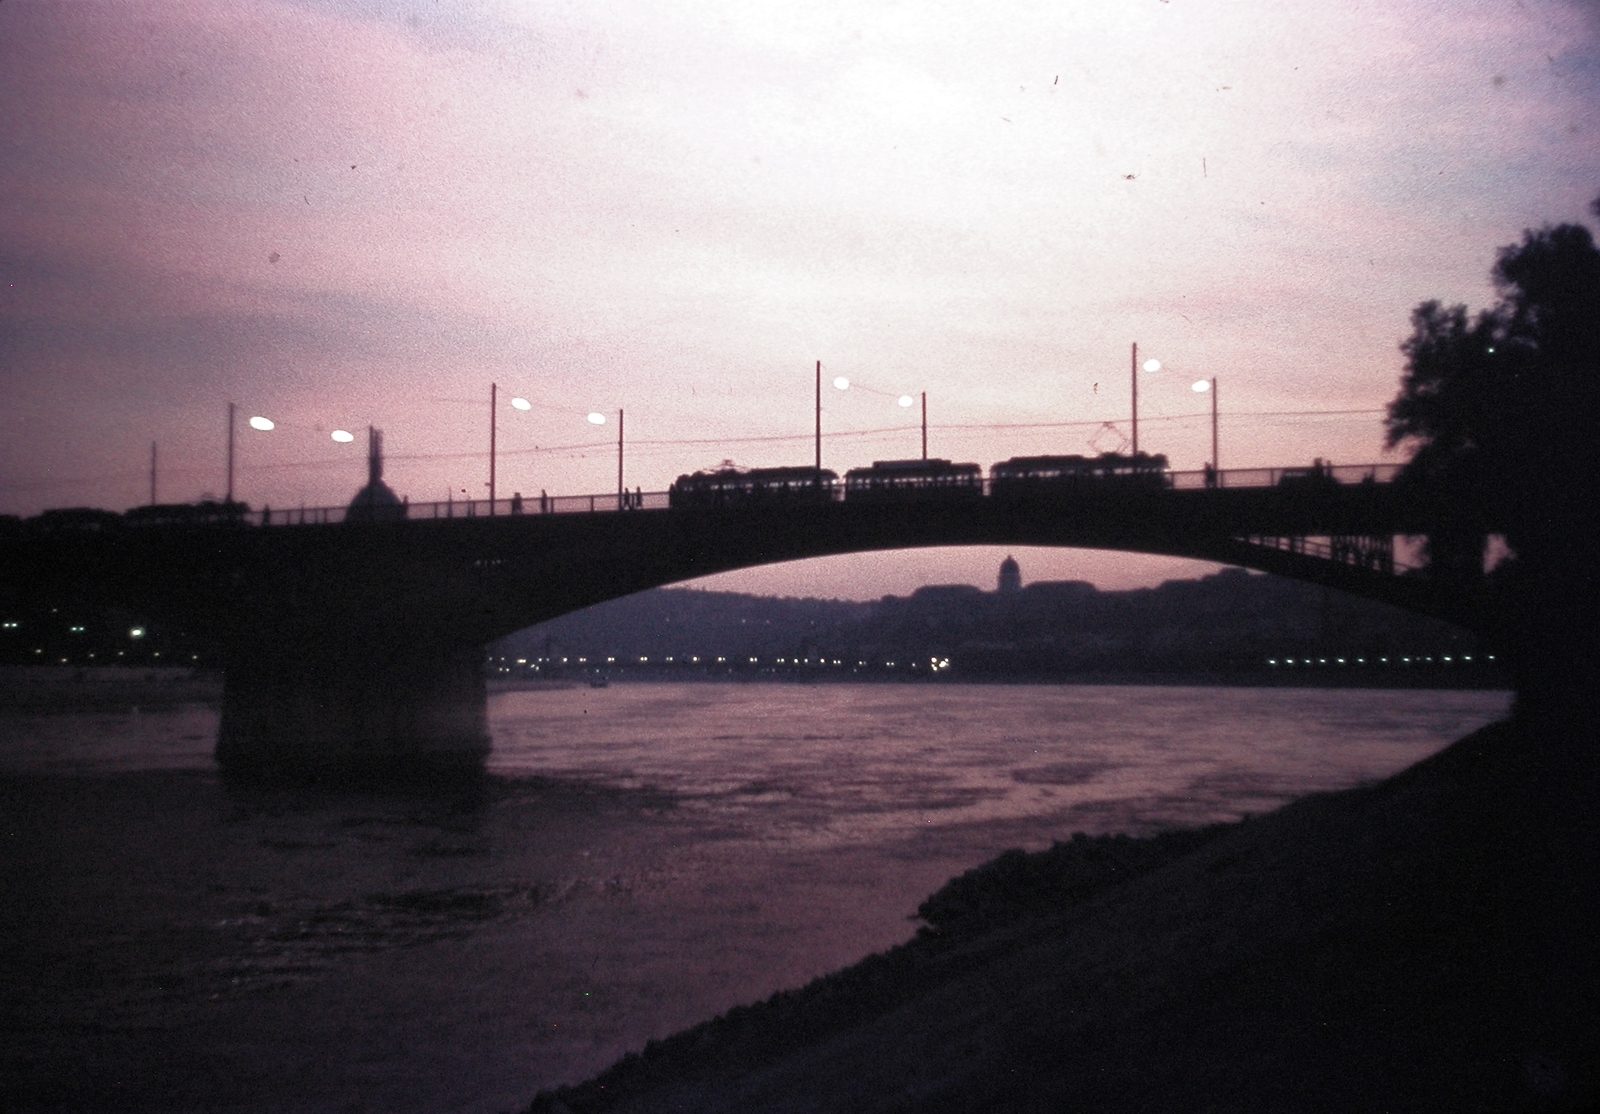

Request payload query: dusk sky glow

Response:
[3,0,1597,598]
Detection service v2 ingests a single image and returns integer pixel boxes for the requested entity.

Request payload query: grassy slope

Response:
[531,714,1600,1113]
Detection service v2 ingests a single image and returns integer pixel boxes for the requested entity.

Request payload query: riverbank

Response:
[529,711,1599,1113]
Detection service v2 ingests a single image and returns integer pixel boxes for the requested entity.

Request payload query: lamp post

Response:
[1130,343,1161,456]
[814,359,822,470]
[833,374,925,458]
[1191,377,1219,475]
[617,408,624,501]
[489,382,497,512]
[227,403,277,506]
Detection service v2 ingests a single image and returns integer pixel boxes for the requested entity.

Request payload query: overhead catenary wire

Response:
[0,408,1393,493]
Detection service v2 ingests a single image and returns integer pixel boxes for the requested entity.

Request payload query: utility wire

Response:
[0,408,1392,492]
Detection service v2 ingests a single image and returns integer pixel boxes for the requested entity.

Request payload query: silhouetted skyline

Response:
[2,0,1596,596]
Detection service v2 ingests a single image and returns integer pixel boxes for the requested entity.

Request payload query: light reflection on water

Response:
[487,683,1513,841]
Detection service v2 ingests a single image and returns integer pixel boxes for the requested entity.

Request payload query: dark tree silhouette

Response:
[1387,198,1600,712]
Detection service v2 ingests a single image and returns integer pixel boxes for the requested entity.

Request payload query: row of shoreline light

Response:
[1267,654,1494,667]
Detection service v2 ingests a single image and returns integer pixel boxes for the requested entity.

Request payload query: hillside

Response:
[530,710,1598,1112]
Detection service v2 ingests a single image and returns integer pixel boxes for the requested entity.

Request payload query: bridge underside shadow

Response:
[460,496,1485,639]
[197,487,1482,779]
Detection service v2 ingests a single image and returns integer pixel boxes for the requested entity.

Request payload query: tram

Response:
[989,451,1170,498]
[668,465,837,509]
[843,458,984,502]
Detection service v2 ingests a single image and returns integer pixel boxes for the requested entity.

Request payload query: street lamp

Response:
[226,402,278,505]
[832,375,928,459]
[575,410,624,499]
[1192,377,1219,476]
[1130,343,1161,455]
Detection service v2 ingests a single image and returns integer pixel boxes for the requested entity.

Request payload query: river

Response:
[0,682,1510,1113]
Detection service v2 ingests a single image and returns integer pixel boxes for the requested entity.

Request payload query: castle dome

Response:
[998,555,1021,594]
[346,427,406,522]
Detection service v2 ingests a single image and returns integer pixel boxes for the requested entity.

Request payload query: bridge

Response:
[0,462,1499,779]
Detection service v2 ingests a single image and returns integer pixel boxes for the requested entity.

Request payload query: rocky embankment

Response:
[530,714,1598,1113]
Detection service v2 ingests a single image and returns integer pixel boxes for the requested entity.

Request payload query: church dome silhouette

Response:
[346,427,406,522]
[998,555,1021,593]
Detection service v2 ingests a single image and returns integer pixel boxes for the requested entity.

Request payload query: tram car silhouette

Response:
[989,451,1170,498]
[842,458,984,502]
[668,465,837,509]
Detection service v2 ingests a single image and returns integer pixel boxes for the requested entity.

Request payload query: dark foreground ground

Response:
[531,713,1600,1113]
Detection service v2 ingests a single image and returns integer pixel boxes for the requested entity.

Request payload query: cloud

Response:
[1,0,1598,593]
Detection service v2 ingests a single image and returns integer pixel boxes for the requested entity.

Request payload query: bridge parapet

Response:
[209,462,1409,528]
[1240,534,1411,576]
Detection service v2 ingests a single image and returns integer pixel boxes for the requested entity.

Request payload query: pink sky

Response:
[2,0,1596,597]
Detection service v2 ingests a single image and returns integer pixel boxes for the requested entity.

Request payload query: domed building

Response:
[346,427,406,522]
[998,554,1021,594]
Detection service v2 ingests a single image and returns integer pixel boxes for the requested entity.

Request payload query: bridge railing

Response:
[1237,533,1421,574]
[248,490,673,526]
[232,462,1404,527]
[1166,463,1401,490]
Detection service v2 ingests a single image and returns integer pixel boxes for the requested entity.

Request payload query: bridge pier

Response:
[215,640,489,781]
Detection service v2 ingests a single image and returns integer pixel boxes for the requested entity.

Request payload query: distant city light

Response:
[587,412,605,424]
[833,377,850,390]
[248,415,275,431]
[129,627,145,638]
[511,397,531,410]
[1191,380,1210,392]
[331,429,354,443]
[898,395,915,407]
[1142,359,1161,373]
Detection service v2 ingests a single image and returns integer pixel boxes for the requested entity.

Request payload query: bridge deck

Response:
[230,463,1405,527]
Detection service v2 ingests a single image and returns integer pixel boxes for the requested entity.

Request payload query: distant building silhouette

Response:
[998,555,1021,594]
[346,427,406,522]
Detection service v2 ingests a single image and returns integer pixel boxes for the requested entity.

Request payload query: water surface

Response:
[0,683,1510,1113]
